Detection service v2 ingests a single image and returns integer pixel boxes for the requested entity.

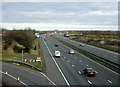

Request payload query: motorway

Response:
[42,34,119,86]
[1,34,119,87]
[54,34,119,65]
[1,62,55,86]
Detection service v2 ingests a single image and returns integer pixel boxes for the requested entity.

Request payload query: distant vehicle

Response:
[46,35,48,38]
[83,68,96,76]
[54,51,60,57]
[79,43,84,47]
[69,49,75,54]
[55,43,59,47]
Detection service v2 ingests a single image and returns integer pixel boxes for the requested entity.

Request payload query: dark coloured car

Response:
[83,68,96,76]
[79,44,84,47]
[55,43,59,47]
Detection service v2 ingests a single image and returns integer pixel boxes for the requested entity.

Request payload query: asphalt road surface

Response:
[1,62,55,86]
[54,34,119,65]
[42,34,119,86]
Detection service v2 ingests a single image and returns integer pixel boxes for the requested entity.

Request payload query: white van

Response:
[54,51,60,57]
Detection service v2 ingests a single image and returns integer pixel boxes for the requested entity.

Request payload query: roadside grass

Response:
[2,38,46,73]
[58,39,120,74]
[86,34,118,38]
[39,37,46,72]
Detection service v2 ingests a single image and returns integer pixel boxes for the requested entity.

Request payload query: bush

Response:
[3,29,36,53]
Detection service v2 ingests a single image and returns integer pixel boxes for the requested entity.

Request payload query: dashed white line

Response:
[88,80,92,84]
[72,65,74,67]
[105,55,107,57]
[56,35,119,75]
[95,71,98,73]
[68,61,69,62]
[108,80,112,84]
[79,60,82,62]
[43,38,70,87]
[64,57,65,59]
[86,65,89,67]
[78,71,81,74]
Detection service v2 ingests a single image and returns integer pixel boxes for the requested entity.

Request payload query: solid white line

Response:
[88,80,92,84]
[39,72,57,86]
[43,38,71,87]
[108,80,112,84]
[0,71,28,87]
[56,36,120,75]
[74,51,119,75]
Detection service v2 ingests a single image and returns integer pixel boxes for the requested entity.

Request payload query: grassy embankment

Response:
[2,29,46,72]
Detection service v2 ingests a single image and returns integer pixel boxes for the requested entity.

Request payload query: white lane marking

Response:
[39,72,56,86]
[88,80,92,84]
[43,38,71,87]
[75,57,76,59]
[95,71,98,73]
[105,55,107,57]
[113,58,117,60]
[78,71,81,74]
[86,43,119,55]
[72,65,74,67]
[0,71,28,87]
[79,60,82,62]
[68,61,69,63]
[64,57,65,59]
[12,63,20,66]
[108,80,112,84]
[75,51,119,75]
[86,65,89,67]
[57,37,119,75]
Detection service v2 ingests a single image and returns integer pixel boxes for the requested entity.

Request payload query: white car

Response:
[69,49,75,54]
[54,51,60,57]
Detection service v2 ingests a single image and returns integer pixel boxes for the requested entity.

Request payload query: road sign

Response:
[36,56,41,61]
[35,33,40,38]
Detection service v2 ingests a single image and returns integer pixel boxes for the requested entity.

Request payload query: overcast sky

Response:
[1,2,118,31]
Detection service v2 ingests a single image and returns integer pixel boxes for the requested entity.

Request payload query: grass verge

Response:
[2,38,46,73]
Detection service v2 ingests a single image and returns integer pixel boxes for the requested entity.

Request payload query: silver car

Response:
[69,49,75,54]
